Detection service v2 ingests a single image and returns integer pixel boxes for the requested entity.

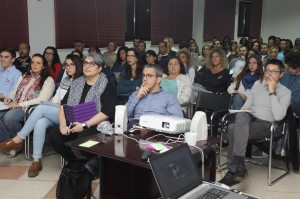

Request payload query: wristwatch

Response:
[82,122,89,130]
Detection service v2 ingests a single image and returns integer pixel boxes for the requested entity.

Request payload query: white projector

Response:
[139,114,191,134]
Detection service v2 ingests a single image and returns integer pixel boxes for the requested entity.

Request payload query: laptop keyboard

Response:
[196,187,229,199]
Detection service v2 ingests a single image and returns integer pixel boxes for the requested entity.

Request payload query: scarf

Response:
[242,73,259,90]
[67,73,107,112]
[14,73,41,103]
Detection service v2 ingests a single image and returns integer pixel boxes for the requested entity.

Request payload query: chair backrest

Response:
[195,91,232,112]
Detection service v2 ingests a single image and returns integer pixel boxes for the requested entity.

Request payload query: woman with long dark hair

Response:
[116,48,143,94]
[0,54,55,144]
[228,55,264,109]
[43,46,62,81]
[0,54,83,177]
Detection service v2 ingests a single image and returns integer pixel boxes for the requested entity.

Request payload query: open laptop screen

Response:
[149,143,202,199]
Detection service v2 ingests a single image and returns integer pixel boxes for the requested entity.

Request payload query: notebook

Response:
[149,143,257,199]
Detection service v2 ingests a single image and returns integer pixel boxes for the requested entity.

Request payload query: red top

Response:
[50,63,62,81]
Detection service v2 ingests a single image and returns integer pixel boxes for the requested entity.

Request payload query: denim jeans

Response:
[231,94,245,110]
[0,108,25,142]
[17,104,59,159]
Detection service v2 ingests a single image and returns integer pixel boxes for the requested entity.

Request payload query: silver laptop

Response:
[149,144,256,199]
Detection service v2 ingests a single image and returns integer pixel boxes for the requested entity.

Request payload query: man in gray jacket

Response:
[220,59,291,186]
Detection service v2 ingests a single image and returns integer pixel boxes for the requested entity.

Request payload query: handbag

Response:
[56,159,93,199]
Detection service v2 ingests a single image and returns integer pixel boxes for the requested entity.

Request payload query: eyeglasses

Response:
[64,63,75,68]
[142,74,157,79]
[264,69,280,74]
[45,52,54,55]
[127,55,136,58]
[83,61,97,67]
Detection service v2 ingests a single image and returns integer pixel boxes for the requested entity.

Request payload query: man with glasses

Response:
[280,51,300,116]
[126,64,183,128]
[220,59,291,186]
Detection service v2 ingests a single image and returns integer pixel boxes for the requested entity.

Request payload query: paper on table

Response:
[228,109,252,113]
[0,102,9,110]
[149,143,168,151]
[79,140,99,148]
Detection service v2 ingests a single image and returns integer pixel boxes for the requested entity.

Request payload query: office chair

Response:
[194,91,232,137]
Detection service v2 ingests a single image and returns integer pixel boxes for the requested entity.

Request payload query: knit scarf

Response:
[67,73,107,112]
[242,73,258,90]
[14,73,41,103]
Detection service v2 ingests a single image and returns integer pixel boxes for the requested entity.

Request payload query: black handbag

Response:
[56,159,93,199]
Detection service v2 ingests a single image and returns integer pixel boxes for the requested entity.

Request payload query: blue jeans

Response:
[231,94,245,110]
[0,108,25,142]
[17,104,59,159]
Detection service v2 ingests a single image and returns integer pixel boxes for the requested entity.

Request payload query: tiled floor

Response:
[0,152,99,199]
[0,150,299,199]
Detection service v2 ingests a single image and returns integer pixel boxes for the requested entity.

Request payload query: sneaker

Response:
[219,172,240,187]
[251,149,269,159]
[85,156,101,180]
[235,167,248,177]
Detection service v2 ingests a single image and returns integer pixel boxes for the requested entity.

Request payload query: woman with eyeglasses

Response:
[0,54,82,177]
[228,55,264,109]
[116,48,143,95]
[48,53,116,174]
[160,57,192,108]
[0,54,55,151]
[43,46,62,81]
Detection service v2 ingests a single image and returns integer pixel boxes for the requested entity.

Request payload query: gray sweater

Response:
[242,81,291,122]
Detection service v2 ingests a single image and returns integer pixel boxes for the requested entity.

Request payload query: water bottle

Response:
[97,121,114,135]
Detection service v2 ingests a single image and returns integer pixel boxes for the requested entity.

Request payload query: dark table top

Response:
[66,129,219,169]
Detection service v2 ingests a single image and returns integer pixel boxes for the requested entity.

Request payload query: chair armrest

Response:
[24,105,38,121]
[210,110,229,121]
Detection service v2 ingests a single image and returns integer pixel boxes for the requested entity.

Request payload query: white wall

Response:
[192,0,205,47]
[260,0,300,42]
[27,0,55,55]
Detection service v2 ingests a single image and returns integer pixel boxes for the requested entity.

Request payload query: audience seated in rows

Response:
[116,48,143,95]
[178,49,195,83]
[126,64,183,128]
[227,55,264,109]
[160,57,192,108]
[0,54,83,177]
[14,42,31,74]
[280,51,300,116]
[43,46,62,82]
[188,40,200,68]
[193,48,230,97]
[88,46,101,55]
[198,44,210,67]
[0,54,55,143]
[229,45,248,80]
[48,53,116,177]
[260,43,269,67]
[73,40,85,54]
[137,41,147,65]
[145,50,157,65]
[111,46,128,81]
[219,59,291,187]
[227,41,239,62]
[157,41,174,74]
[103,41,117,69]
[0,48,22,99]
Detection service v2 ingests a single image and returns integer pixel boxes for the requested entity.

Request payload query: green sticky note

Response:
[150,143,168,151]
[79,140,99,148]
